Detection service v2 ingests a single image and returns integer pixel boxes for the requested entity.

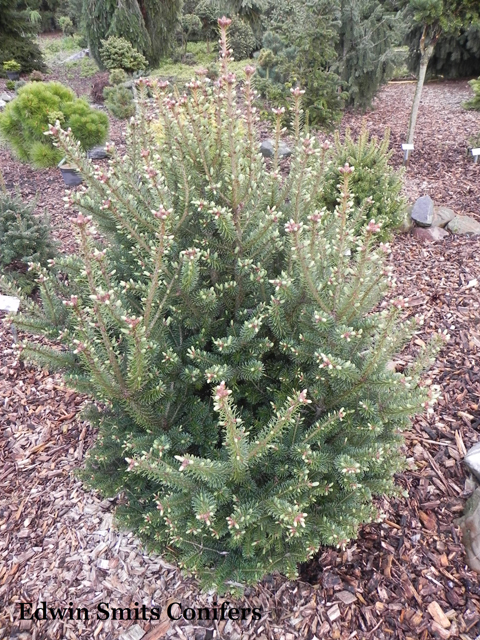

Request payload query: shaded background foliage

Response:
[83,0,182,68]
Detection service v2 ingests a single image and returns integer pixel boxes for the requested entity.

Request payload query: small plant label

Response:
[0,295,20,314]
[472,148,480,163]
[402,143,414,165]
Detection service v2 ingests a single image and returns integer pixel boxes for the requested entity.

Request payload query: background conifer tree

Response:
[339,0,401,109]
[0,0,45,72]
[83,0,182,68]
[406,23,480,80]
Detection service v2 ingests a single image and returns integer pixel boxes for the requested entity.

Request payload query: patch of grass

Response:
[64,56,98,78]
[152,41,255,84]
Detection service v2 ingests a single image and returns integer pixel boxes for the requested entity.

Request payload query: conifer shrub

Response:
[227,16,256,60]
[58,16,75,37]
[99,36,147,72]
[254,5,344,128]
[321,125,405,239]
[109,68,128,86]
[103,84,135,119]
[464,77,480,110]
[0,0,46,77]
[0,81,108,168]
[0,192,57,293]
[16,19,441,593]
[29,70,45,82]
[6,80,15,92]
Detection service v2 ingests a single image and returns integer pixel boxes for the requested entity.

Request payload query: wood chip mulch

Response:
[1,79,480,640]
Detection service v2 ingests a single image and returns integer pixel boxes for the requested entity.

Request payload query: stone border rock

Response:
[405,196,480,242]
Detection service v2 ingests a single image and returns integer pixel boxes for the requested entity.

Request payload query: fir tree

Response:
[339,0,401,109]
[17,18,442,593]
[258,0,344,127]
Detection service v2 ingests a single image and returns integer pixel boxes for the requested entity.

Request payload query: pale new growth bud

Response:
[290,87,305,96]
[366,219,382,233]
[298,390,311,404]
[339,163,354,175]
[214,381,231,400]
[218,16,232,28]
[285,220,302,233]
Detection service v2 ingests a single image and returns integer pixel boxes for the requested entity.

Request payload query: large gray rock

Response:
[260,139,292,159]
[87,146,109,160]
[0,92,13,102]
[465,442,480,482]
[456,487,480,573]
[0,100,6,110]
[410,195,434,227]
[413,226,449,243]
[432,206,455,228]
[447,215,480,235]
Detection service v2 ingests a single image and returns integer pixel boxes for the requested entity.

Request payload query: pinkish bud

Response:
[218,16,232,28]
[290,87,305,97]
[366,219,381,233]
[339,163,354,175]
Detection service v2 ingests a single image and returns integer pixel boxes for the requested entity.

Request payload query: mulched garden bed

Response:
[1,75,480,640]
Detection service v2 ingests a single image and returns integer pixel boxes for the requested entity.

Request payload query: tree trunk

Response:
[407,27,437,145]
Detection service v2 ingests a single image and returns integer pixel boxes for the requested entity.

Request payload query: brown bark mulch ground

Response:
[1,75,480,640]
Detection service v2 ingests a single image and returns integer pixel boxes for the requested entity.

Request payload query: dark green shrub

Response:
[103,84,135,119]
[0,192,57,293]
[16,20,441,594]
[194,0,220,52]
[255,3,344,128]
[337,0,399,110]
[0,81,109,168]
[227,16,256,60]
[6,80,15,91]
[464,77,480,110]
[84,0,181,68]
[321,124,405,239]
[109,68,128,86]
[0,0,46,76]
[100,36,147,72]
